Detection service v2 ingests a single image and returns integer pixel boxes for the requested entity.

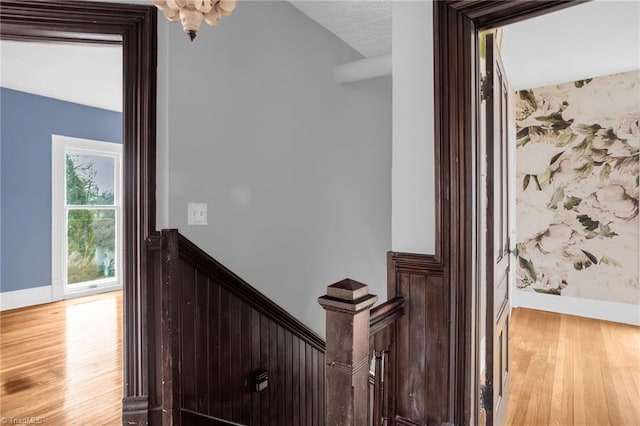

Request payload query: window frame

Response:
[52,134,123,299]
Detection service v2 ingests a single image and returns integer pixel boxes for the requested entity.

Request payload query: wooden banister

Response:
[369,296,405,337]
[320,280,405,426]
[318,279,378,426]
[158,229,327,425]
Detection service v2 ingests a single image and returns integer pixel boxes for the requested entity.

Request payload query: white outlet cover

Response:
[188,202,208,225]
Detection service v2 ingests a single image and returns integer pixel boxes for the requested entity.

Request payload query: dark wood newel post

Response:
[318,279,378,426]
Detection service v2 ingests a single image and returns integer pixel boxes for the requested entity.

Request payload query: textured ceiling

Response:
[289,0,391,58]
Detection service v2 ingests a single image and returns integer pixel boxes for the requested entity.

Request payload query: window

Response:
[52,135,122,298]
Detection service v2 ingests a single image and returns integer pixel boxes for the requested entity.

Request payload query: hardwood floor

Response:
[506,308,640,426]
[3,295,638,425]
[1,291,122,425]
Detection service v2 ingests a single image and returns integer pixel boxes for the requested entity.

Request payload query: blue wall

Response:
[0,88,122,292]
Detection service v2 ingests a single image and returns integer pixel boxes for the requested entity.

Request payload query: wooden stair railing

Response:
[369,297,404,426]
[319,280,405,426]
[155,229,327,425]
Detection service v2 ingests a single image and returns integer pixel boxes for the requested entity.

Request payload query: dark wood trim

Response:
[369,296,405,337]
[0,1,157,424]
[446,0,589,30]
[388,252,444,275]
[176,233,325,352]
[146,232,164,426]
[122,396,150,425]
[395,415,425,426]
[161,230,181,425]
[180,409,245,426]
[433,1,586,424]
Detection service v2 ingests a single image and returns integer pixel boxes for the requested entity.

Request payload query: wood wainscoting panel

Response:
[388,252,449,426]
[161,230,325,425]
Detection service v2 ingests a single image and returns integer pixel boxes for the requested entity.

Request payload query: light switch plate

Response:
[188,202,208,225]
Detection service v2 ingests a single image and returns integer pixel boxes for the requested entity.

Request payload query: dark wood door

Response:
[481,32,511,426]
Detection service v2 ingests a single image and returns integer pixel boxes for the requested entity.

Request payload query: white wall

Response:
[158,2,392,336]
[391,1,435,255]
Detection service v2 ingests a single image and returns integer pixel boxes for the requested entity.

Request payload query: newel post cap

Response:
[318,278,378,313]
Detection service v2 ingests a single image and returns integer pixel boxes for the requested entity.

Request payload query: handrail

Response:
[160,229,327,424]
[175,232,325,351]
[369,296,405,336]
[369,296,404,426]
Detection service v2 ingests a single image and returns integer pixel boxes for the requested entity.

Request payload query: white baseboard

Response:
[512,290,640,326]
[0,286,53,311]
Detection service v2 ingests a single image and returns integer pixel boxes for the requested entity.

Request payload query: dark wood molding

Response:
[176,233,326,352]
[395,415,425,426]
[433,1,586,425]
[369,296,405,337]
[445,0,589,30]
[123,396,150,425]
[388,252,444,275]
[181,409,245,426]
[161,230,181,425]
[0,2,157,424]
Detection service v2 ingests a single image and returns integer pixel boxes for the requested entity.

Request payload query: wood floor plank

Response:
[549,311,566,426]
[1,291,122,425]
[506,307,640,426]
[558,314,575,426]
[581,318,609,426]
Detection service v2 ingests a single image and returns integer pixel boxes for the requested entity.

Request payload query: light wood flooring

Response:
[1,291,122,425]
[2,295,638,425]
[505,308,640,426]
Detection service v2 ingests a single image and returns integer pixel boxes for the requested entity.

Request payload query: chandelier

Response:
[152,0,236,41]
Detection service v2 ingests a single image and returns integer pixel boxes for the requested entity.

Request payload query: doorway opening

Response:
[1,37,126,422]
[0,1,156,423]
[433,1,636,425]
[479,2,640,424]
[434,1,636,424]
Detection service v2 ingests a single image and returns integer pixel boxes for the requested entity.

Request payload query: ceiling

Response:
[289,0,391,58]
[500,0,640,90]
[291,0,639,89]
[1,0,637,109]
[0,40,122,112]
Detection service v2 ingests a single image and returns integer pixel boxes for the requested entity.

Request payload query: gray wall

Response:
[163,1,392,335]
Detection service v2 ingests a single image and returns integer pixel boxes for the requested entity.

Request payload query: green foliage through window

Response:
[65,152,117,284]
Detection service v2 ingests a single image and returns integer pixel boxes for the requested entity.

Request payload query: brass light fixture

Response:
[152,0,236,41]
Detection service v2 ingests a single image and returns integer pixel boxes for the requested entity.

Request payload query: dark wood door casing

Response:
[432,1,586,425]
[0,1,157,424]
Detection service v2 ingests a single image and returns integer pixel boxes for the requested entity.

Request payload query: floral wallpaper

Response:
[515,70,639,305]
